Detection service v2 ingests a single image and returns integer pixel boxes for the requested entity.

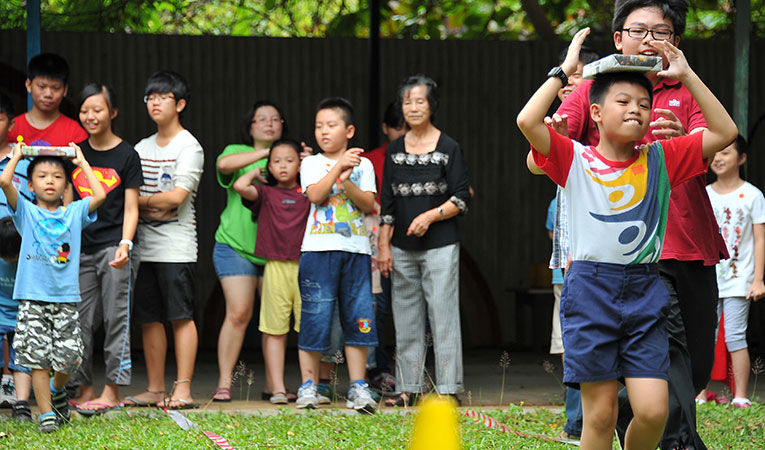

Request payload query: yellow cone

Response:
[410,394,460,450]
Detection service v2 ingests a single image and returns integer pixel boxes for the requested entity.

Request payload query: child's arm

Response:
[0,143,22,211]
[71,143,106,212]
[652,41,737,159]
[233,168,262,202]
[339,163,376,214]
[749,223,765,301]
[217,148,269,174]
[304,148,362,205]
[516,28,590,155]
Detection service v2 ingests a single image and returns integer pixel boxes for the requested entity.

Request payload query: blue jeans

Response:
[564,386,583,436]
[298,251,377,352]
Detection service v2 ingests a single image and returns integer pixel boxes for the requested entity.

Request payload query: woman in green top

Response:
[212,101,288,401]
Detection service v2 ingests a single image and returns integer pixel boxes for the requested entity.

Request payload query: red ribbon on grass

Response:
[463,409,579,446]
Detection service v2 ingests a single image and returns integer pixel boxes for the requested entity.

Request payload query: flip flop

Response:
[75,401,121,417]
[121,395,160,407]
[162,398,199,410]
[212,387,231,403]
[261,389,297,402]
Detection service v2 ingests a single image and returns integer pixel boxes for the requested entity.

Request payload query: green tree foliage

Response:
[0,0,761,39]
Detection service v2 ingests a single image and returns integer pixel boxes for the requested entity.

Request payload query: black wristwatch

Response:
[547,66,568,87]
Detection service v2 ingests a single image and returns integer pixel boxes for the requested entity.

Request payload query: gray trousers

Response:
[391,243,463,394]
[70,245,138,386]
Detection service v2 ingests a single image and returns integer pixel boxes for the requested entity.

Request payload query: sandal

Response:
[121,389,165,407]
[270,392,289,405]
[212,387,231,403]
[261,388,297,402]
[731,397,752,408]
[159,379,197,410]
[384,392,418,407]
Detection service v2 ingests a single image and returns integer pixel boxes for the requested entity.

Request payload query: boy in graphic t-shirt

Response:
[6,53,87,147]
[517,28,737,449]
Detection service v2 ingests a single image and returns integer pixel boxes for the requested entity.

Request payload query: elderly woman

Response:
[377,75,471,406]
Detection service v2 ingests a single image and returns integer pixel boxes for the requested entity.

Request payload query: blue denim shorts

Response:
[0,325,34,374]
[561,261,669,388]
[213,242,264,279]
[298,251,377,352]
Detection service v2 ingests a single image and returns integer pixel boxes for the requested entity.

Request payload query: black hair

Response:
[144,70,191,117]
[27,156,67,180]
[264,138,302,186]
[398,74,439,122]
[731,134,748,156]
[27,53,69,84]
[0,217,21,260]
[240,100,288,146]
[78,83,118,113]
[589,72,654,107]
[382,101,404,129]
[557,45,600,66]
[612,0,689,37]
[315,97,355,127]
[0,92,15,118]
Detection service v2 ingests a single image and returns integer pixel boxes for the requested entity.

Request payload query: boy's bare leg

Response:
[32,369,53,414]
[217,276,256,389]
[263,333,287,394]
[345,345,368,381]
[580,380,618,450]
[13,372,31,401]
[624,378,668,450]
[51,371,72,391]
[299,350,320,383]
[730,348,750,399]
[126,322,166,404]
[166,318,197,406]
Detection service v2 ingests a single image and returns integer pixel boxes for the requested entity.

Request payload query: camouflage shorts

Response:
[14,300,83,374]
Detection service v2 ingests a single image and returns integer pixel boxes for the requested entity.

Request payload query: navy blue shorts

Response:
[561,261,670,388]
[297,251,377,352]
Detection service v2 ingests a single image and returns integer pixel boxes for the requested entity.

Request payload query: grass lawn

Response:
[1,402,762,449]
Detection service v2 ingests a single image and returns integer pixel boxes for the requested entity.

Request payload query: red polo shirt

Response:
[557,78,728,265]
[365,141,388,195]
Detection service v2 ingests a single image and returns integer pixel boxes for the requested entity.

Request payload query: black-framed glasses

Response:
[143,93,175,103]
[622,27,674,41]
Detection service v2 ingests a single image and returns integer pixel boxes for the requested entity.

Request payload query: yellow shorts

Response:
[259,260,301,334]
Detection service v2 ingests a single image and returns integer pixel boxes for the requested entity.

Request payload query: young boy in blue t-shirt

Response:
[0,142,105,432]
[517,28,737,449]
[296,98,378,413]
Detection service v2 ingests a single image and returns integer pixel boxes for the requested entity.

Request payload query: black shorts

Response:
[134,262,196,324]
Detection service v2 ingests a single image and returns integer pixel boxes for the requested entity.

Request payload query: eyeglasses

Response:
[143,93,175,103]
[621,27,674,41]
[252,117,284,126]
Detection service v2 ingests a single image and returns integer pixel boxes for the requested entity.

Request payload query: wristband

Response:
[437,206,445,220]
[119,239,133,251]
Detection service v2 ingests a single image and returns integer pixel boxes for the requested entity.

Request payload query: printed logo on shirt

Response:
[581,145,666,263]
[25,217,72,267]
[72,167,122,197]
[668,99,680,107]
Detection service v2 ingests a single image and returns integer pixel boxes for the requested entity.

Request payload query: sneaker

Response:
[296,381,318,409]
[346,380,376,414]
[39,413,59,433]
[317,383,333,405]
[11,400,33,422]
[731,397,752,408]
[555,430,581,444]
[1,374,16,407]
[51,386,70,423]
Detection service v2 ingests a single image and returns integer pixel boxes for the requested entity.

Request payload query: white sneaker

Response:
[346,380,376,414]
[317,392,331,405]
[296,381,318,409]
[0,374,16,407]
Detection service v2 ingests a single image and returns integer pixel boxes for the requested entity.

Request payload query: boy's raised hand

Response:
[560,28,590,76]
[70,142,87,167]
[653,40,691,81]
